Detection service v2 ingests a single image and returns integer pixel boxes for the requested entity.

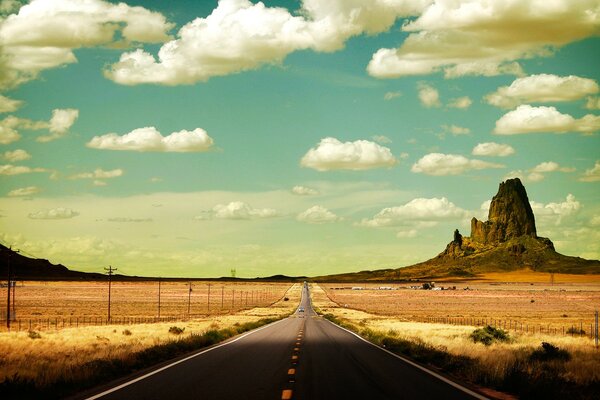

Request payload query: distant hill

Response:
[314,178,600,282]
[0,244,306,282]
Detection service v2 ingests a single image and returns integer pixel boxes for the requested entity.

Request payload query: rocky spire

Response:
[470,178,537,244]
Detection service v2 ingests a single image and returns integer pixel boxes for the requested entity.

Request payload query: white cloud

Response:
[494,105,600,135]
[411,153,504,176]
[0,114,46,144]
[291,185,319,196]
[3,148,30,162]
[396,229,417,238]
[297,205,341,224]
[0,94,23,113]
[0,0,174,88]
[586,97,600,110]
[7,186,40,197]
[447,96,472,109]
[579,161,600,182]
[301,137,397,171]
[0,164,46,175]
[485,74,599,109]
[70,168,123,180]
[371,135,392,144]
[417,82,440,108]
[107,217,153,223]
[442,124,470,136]
[198,201,278,220]
[360,197,467,227]
[367,1,600,79]
[106,0,428,85]
[472,142,515,157]
[504,170,545,183]
[531,161,574,173]
[87,126,214,152]
[531,194,580,225]
[36,108,79,142]
[28,207,79,220]
[384,91,402,100]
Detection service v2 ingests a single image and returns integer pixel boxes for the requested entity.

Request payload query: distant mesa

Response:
[404,178,599,278]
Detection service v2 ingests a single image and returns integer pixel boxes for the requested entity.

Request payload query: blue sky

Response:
[1,0,599,277]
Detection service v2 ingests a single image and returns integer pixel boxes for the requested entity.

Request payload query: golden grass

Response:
[2,281,291,325]
[475,270,600,284]
[311,283,600,389]
[321,280,600,332]
[0,283,301,387]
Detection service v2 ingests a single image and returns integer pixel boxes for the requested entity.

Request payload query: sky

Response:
[0,0,599,278]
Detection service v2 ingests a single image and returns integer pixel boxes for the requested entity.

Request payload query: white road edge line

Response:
[84,318,288,400]
[323,318,489,400]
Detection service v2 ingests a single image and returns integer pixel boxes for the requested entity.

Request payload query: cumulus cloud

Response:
[0,94,23,113]
[3,148,30,162]
[291,185,319,196]
[531,162,575,174]
[0,114,46,144]
[447,96,472,109]
[485,74,599,109]
[301,137,397,171]
[531,194,580,225]
[36,108,79,142]
[579,161,600,182]
[411,153,504,176]
[0,0,174,88]
[0,164,46,175]
[297,205,341,224]
[106,0,428,85]
[396,229,418,238]
[367,1,600,79]
[28,207,79,220]
[505,161,574,183]
[442,124,470,136]
[417,82,440,107]
[372,135,392,144]
[107,217,153,223]
[7,186,40,197]
[384,91,402,100]
[70,168,123,180]
[472,142,515,157]
[196,201,278,220]
[586,97,600,110]
[494,105,600,135]
[87,127,214,152]
[360,197,467,228]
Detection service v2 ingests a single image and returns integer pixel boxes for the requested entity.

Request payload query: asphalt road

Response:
[80,284,486,400]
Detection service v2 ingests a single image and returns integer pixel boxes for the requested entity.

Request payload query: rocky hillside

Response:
[397,178,599,279]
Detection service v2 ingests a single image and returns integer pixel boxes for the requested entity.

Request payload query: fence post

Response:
[595,310,598,348]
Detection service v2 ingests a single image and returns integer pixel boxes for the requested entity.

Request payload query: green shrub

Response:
[27,330,41,340]
[168,326,185,335]
[470,325,510,346]
[530,342,571,362]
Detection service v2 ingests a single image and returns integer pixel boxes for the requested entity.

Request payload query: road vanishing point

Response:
[77,284,488,400]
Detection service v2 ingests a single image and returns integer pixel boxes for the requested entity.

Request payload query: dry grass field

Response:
[322,278,600,334]
[311,283,600,397]
[1,281,292,330]
[0,283,301,393]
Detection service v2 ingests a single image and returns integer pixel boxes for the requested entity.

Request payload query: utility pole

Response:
[6,246,19,330]
[158,278,161,319]
[221,286,224,309]
[104,265,117,322]
[188,282,192,318]
[207,283,211,313]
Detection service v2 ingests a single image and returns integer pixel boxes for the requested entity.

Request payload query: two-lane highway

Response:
[80,284,486,400]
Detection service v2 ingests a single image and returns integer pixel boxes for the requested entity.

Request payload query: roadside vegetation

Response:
[312,284,600,399]
[0,284,301,400]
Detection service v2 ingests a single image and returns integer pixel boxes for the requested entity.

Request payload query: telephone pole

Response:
[104,265,117,322]
[207,283,211,313]
[221,286,224,309]
[188,282,192,318]
[158,278,162,319]
[6,246,19,330]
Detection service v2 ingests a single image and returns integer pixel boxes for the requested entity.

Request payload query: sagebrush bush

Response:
[530,342,571,362]
[168,326,185,335]
[470,325,510,346]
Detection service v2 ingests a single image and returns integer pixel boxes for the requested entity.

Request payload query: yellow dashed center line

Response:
[288,368,296,375]
[294,347,300,351]
[292,355,298,360]
[281,389,293,399]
